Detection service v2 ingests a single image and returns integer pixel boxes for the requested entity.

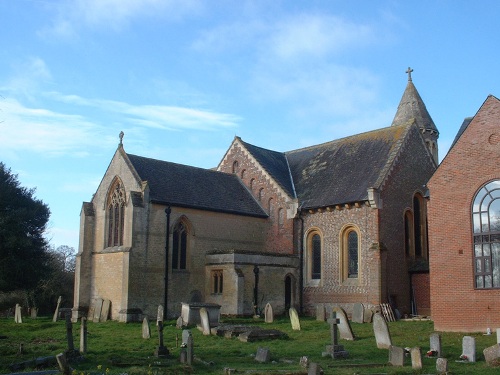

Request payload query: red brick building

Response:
[428,95,500,332]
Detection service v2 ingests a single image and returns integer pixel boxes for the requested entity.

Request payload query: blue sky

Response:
[1,0,499,251]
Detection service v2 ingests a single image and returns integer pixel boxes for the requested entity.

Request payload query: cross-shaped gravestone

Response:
[322,312,348,358]
[154,321,169,357]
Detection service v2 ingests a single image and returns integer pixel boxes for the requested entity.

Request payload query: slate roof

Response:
[450,117,473,149]
[284,124,410,209]
[126,154,267,218]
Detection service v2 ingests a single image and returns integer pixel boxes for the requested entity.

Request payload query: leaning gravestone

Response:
[199,307,211,335]
[100,299,110,322]
[411,347,422,369]
[52,296,62,322]
[332,307,355,340]
[462,335,476,362]
[264,303,274,323]
[429,332,442,357]
[352,303,364,323]
[289,307,301,330]
[142,317,151,339]
[373,312,392,349]
[316,304,326,321]
[388,345,404,366]
[93,298,103,323]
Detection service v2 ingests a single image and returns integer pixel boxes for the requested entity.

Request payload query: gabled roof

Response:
[450,117,473,149]
[127,154,267,218]
[391,78,438,135]
[238,138,296,198]
[285,124,411,209]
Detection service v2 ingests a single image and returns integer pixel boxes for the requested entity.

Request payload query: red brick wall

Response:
[412,273,430,316]
[428,95,500,332]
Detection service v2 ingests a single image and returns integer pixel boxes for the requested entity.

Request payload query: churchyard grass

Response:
[1,315,499,374]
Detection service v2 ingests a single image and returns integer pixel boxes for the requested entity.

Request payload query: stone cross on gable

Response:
[119,131,124,145]
[406,67,414,81]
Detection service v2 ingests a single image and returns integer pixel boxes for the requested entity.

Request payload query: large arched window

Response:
[306,230,322,284]
[341,226,360,281]
[172,220,188,270]
[472,180,500,289]
[107,178,125,247]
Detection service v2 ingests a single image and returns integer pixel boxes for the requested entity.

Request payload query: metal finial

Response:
[406,67,414,81]
[119,131,124,145]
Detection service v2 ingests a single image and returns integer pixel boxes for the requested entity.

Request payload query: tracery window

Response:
[107,179,125,247]
[172,221,188,270]
[472,180,500,289]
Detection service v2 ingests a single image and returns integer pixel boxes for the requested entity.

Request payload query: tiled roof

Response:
[127,154,267,218]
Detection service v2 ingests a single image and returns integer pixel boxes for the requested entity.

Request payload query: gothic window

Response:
[107,179,125,247]
[211,270,223,294]
[340,226,360,281]
[241,169,246,180]
[413,193,428,258]
[250,178,255,191]
[268,198,274,216]
[232,160,239,174]
[306,230,322,283]
[172,221,188,270]
[472,180,500,289]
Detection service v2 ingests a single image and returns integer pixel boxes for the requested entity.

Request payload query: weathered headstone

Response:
[364,308,373,323]
[289,307,301,330]
[429,332,441,357]
[182,329,192,345]
[186,335,193,365]
[14,304,22,323]
[462,335,476,362]
[299,356,309,368]
[316,304,326,321]
[176,316,183,329]
[255,347,271,363]
[411,347,422,369]
[308,362,323,375]
[30,307,38,319]
[64,313,75,352]
[156,304,164,325]
[332,307,355,340]
[322,311,349,358]
[388,345,404,366]
[79,317,87,354]
[483,343,500,364]
[56,352,71,375]
[199,307,211,335]
[100,299,110,322]
[52,296,62,322]
[373,312,392,349]
[93,298,103,323]
[352,303,364,323]
[142,317,151,339]
[436,357,448,373]
[264,303,274,323]
[154,321,169,357]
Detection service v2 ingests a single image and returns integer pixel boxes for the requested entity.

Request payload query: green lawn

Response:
[0,315,499,374]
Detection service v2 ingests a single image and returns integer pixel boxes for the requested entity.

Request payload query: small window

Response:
[268,198,274,216]
[241,169,246,180]
[259,188,264,202]
[232,161,239,174]
[212,270,223,294]
[278,208,284,226]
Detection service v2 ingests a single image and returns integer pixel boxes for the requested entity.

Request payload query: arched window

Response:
[413,193,428,258]
[268,198,274,216]
[278,208,284,226]
[306,230,322,283]
[240,169,246,180]
[232,160,239,174]
[341,226,360,281]
[172,221,188,270]
[250,178,255,191]
[404,210,414,256]
[472,180,500,289]
[107,178,125,247]
[258,188,264,202]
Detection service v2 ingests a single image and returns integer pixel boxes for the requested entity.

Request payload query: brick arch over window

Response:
[106,177,126,247]
[340,225,360,282]
[172,216,193,271]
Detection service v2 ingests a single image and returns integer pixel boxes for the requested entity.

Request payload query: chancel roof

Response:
[127,154,267,218]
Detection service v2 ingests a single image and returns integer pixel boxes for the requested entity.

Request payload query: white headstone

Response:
[264,303,274,323]
[289,307,301,330]
[429,332,441,356]
[142,317,151,339]
[462,336,476,362]
[352,303,364,323]
[156,304,164,325]
[411,347,422,369]
[373,313,392,349]
[199,307,211,335]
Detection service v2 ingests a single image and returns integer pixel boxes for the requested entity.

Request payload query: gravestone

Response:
[429,332,441,357]
[80,317,87,354]
[483,343,500,364]
[93,298,103,323]
[182,329,192,345]
[322,311,349,358]
[14,304,22,323]
[65,313,74,351]
[411,347,422,369]
[373,312,392,349]
[176,316,183,329]
[497,328,500,344]
[52,296,62,322]
[332,307,355,340]
[199,307,211,335]
[264,303,274,323]
[316,304,326,321]
[142,317,151,339]
[308,363,323,375]
[30,307,38,319]
[186,335,193,365]
[238,329,288,342]
[462,335,476,362]
[388,345,404,366]
[436,357,448,373]
[289,307,301,330]
[56,352,70,375]
[100,299,110,322]
[364,308,373,323]
[156,304,164,325]
[352,303,364,323]
[255,347,271,363]
[154,321,169,357]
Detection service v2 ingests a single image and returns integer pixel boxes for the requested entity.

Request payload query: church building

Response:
[73,71,438,322]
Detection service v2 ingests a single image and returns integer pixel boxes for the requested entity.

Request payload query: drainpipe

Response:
[164,205,171,318]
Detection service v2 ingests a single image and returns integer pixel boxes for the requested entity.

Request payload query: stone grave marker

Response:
[186,335,193,365]
[429,332,441,357]
[154,321,169,357]
[199,307,211,335]
[56,352,70,375]
[332,307,355,340]
[322,311,349,358]
[156,304,164,325]
[176,316,183,329]
[238,328,288,342]
[100,299,110,322]
[411,347,422,369]
[65,313,74,352]
[352,303,364,323]
[80,317,87,354]
[373,312,392,349]
[388,345,404,366]
[14,304,22,323]
[483,343,500,364]
[142,317,151,339]
[52,296,62,322]
[308,363,323,375]
[497,328,500,344]
[289,307,301,330]
[30,307,38,319]
[93,298,103,323]
[255,347,271,363]
[436,357,448,373]
[264,303,274,323]
[462,335,476,362]
[364,308,373,323]
[316,304,326,321]
[182,329,192,345]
